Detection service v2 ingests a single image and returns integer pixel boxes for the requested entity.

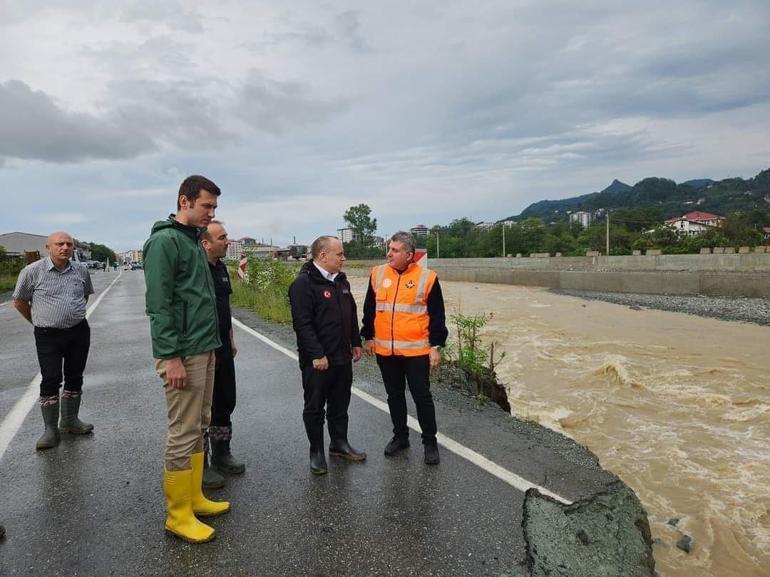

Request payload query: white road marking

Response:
[0,273,122,461]
[232,317,571,504]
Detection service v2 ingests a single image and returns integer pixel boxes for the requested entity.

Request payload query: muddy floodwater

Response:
[349,277,769,577]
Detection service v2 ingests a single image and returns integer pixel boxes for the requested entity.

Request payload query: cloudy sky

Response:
[1,0,769,252]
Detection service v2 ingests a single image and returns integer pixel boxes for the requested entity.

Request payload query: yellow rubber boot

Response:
[163,469,215,543]
[191,452,231,517]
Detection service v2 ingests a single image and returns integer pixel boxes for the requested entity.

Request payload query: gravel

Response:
[551,289,770,326]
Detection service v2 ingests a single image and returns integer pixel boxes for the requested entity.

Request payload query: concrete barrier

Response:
[700,247,711,254]
[345,253,770,297]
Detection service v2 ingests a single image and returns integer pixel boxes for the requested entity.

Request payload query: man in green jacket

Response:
[143,175,230,544]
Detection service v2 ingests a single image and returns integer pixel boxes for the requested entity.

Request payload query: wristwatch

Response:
[431,345,442,351]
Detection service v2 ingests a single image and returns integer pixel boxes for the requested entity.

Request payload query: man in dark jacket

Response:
[201,220,245,489]
[288,235,365,475]
[143,175,230,544]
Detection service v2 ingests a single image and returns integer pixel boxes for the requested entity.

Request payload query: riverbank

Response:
[552,290,770,326]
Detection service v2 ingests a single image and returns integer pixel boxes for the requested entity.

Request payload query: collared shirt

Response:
[13,256,94,328]
[313,261,338,282]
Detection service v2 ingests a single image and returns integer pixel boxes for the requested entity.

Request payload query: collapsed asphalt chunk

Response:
[522,480,655,577]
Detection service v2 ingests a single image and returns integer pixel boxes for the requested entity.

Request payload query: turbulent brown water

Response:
[350,277,769,577]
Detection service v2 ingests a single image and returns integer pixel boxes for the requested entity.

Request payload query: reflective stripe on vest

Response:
[374,302,428,314]
[374,338,430,350]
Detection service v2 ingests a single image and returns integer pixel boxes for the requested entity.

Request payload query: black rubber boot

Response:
[329,439,367,462]
[36,398,60,450]
[310,448,328,475]
[210,438,246,475]
[59,392,94,434]
[384,436,410,456]
[202,434,225,489]
[424,441,440,465]
[203,452,225,489]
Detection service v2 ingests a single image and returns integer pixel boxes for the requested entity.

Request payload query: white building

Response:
[569,211,592,228]
[337,227,360,243]
[410,224,429,236]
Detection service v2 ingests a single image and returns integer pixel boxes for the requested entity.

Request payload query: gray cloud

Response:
[235,71,349,135]
[245,9,369,52]
[0,80,155,162]
[119,0,203,33]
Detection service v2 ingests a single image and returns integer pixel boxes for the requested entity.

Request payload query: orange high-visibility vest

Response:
[370,262,437,357]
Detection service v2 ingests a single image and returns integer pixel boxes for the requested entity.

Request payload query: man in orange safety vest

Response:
[361,231,448,465]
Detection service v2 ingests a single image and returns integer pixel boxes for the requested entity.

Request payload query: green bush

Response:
[0,254,25,292]
[229,259,299,323]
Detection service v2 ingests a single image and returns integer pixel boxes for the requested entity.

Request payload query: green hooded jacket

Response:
[143,215,221,359]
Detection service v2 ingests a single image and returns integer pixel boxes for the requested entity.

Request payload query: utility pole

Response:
[606,210,610,256]
[502,223,506,257]
[436,231,440,259]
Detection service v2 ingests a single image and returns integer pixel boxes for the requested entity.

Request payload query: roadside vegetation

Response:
[0,249,25,293]
[229,259,299,324]
[438,311,511,412]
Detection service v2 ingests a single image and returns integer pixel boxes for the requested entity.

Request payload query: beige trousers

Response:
[155,352,215,471]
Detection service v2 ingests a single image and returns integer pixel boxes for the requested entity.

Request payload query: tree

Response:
[343,204,377,244]
[87,242,117,264]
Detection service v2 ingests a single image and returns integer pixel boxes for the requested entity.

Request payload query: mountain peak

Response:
[600,179,632,194]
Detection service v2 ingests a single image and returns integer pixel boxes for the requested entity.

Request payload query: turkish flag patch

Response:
[323,290,332,299]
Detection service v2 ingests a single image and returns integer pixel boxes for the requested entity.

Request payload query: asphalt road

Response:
[0,270,617,577]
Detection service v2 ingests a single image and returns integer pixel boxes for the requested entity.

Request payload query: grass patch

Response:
[0,274,18,293]
[229,260,299,324]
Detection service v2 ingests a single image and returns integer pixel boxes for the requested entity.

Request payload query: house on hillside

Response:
[665,211,724,236]
[763,227,770,242]
[474,221,496,230]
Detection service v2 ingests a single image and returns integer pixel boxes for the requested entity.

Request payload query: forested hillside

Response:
[508,168,770,223]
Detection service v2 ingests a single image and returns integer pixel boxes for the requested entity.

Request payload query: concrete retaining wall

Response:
[344,254,770,297]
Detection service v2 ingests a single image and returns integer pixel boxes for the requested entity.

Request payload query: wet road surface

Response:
[0,271,615,576]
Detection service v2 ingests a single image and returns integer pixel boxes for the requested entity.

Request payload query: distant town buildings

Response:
[665,211,724,236]
[118,249,143,263]
[410,224,429,236]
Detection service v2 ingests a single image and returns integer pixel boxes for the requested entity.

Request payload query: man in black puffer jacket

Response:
[288,236,365,475]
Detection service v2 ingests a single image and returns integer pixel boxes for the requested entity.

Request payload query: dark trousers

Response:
[376,354,437,444]
[301,362,352,450]
[34,320,90,397]
[211,354,236,428]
